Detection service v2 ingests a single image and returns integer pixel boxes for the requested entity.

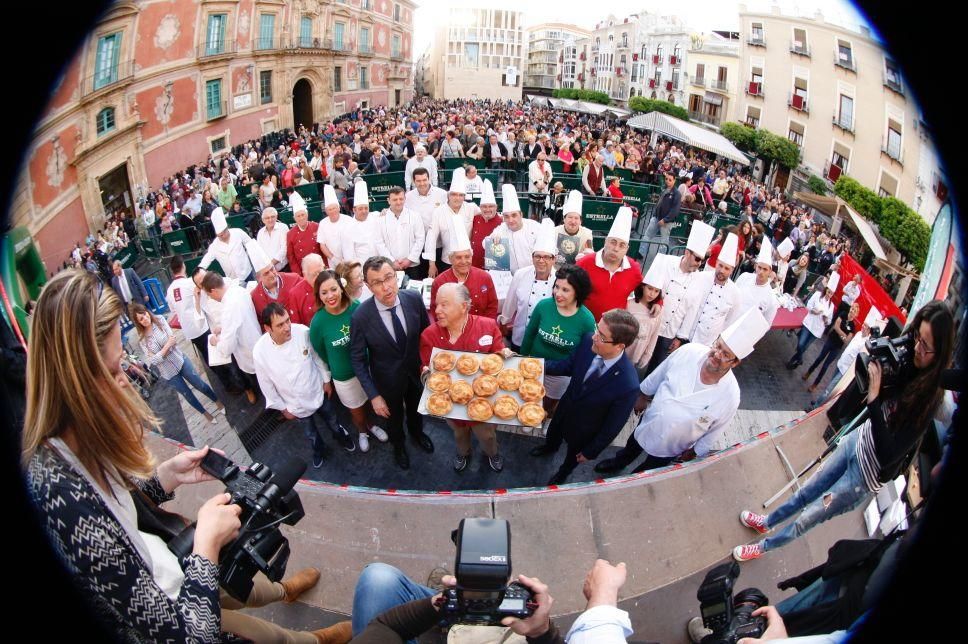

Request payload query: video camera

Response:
[697,561,768,644]
[855,332,913,397]
[437,518,536,626]
[169,451,306,601]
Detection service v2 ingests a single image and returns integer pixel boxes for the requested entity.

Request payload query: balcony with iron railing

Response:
[359,42,374,56]
[747,35,766,47]
[881,143,903,165]
[80,59,135,99]
[391,50,403,61]
[834,53,856,72]
[789,41,811,57]
[287,36,331,51]
[710,79,728,92]
[788,93,809,113]
[824,161,844,182]
[745,116,760,127]
[252,36,279,52]
[198,40,237,59]
[745,81,763,97]
[689,111,722,127]
[883,73,904,95]
[691,76,706,87]
[832,113,854,134]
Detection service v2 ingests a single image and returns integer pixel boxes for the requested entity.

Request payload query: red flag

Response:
[834,254,906,325]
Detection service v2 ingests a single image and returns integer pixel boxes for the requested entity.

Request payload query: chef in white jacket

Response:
[596,308,770,474]
[199,207,256,281]
[350,180,381,262]
[255,206,289,271]
[376,185,425,279]
[424,168,479,278]
[683,232,744,346]
[199,270,262,397]
[497,218,558,349]
[317,184,357,268]
[252,302,354,468]
[644,220,716,374]
[735,240,779,325]
[482,184,540,274]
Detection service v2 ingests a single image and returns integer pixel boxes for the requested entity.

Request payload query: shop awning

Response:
[703,92,724,106]
[792,192,889,261]
[627,112,749,164]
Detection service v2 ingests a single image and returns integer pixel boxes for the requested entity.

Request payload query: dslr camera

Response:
[169,451,306,601]
[697,561,768,644]
[438,518,536,626]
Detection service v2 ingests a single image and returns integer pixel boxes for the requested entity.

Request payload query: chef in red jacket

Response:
[576,207,642,320]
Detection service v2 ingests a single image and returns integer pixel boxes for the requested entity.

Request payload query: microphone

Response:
[254,457,307,514]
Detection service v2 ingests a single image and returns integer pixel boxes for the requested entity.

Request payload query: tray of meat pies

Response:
[417,348,547,427]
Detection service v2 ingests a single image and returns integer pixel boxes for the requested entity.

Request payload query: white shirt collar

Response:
[595,250,631,272]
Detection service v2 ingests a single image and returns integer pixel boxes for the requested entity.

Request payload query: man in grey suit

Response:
[350,256,435,469]
[110,260,149,309]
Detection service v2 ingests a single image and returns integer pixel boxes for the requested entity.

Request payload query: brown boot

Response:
[245,389,257,404]
[282,567,321,603]
[312,620,352,644]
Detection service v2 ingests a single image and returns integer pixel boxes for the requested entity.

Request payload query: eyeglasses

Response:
[914,333,935,355]
[592,326,617,344]
[710,343,737,363]
[533,254,555,262]
[367,273,397,289]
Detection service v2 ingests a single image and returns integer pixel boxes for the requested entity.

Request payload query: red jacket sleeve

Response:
[419,327,434,368]
[286,230,298,276]
[482,273,499,318]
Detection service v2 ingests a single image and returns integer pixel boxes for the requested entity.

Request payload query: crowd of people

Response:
[25,98,957,643]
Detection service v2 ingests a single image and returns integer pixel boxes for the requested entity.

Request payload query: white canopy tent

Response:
[792,192,889,261]
[543,97,632,118]
[627,112,750,165]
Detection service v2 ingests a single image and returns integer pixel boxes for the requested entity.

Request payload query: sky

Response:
[412,0,873,60]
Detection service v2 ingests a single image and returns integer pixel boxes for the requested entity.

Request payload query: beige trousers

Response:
[220,572,318,644]
[449,420,499,457]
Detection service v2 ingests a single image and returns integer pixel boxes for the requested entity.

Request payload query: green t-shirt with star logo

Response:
[520,297,596,361]
[308,299,360,382]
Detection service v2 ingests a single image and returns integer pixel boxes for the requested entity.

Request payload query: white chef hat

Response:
[247,241,273,274]
[480,179,497,206]
[718,233,739,268]
[501,184,522,214]
[449,167,468,195]
[323,184,340,209]
[563,190,583,215]
[289,190,308,214]
[606,206,634,243]
[211,207,228,234]
[448,216,472,255]
[353,179,369,207]
[720,308,770,360]
[533,218,557,256]
[686,220,716,257]
[642,257,665,289]
[756,239,774,267]
[863,308,883,330]
[827,271,841,292]
[776,237,795,259]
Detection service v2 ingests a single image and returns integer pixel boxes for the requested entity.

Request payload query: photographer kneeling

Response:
[733,300,954,562]
[23,270,350,643]
[348,559,632,643]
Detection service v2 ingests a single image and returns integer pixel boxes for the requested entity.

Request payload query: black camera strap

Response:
[131,488,191,544]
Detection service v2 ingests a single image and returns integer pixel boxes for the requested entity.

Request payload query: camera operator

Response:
[347,559,633,643]
[22,270,351,643]
[733,300,954,562]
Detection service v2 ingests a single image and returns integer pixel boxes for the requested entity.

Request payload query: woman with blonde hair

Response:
[23,270,351,643]
[130,301,224,423]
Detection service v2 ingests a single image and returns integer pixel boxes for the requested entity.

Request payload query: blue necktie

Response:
[389,305,407,350]
[583,357,605,386]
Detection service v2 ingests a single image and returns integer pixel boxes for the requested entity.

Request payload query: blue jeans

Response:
[812,369,846,409]
[296,396,343,456]
[789,326,818,365]
[166,358,218,414]
[642,217,671,267]
[806,337,841,385]
[761,430,871,552]
[351,563,435,639]
[776,575,843,616]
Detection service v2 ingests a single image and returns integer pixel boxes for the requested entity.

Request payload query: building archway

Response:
[292,78,314,130]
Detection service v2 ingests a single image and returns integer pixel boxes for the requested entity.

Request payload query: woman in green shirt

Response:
[309,270,389,453]
[520,264,596,415]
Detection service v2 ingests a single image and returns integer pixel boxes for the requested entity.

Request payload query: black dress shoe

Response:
[529,444,559,457]
[394,446,411,470]
[594,458,626,474]
[411,432,435,453]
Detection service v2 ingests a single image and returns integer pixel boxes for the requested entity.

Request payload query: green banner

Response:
[363,171,407,197]
[441,157,487,170]
[140,237,162,259]
[581,199,625,233]
[604,167,634,183]
[387,159,407,173]
[278,208,295,226]
[293,182,320,201]
[552,174,585,192]
[307,200,324,222]
[226,214,251,230]
[113,244,139,268]
[162,229,195,257]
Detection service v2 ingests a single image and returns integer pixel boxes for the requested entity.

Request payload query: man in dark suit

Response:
[351,256,435,469]
[530,309,641,486]
[109,260,149,308]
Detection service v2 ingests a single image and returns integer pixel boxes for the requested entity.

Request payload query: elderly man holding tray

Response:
[419,278,515,474]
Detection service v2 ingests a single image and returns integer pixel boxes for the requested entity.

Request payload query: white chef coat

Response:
[404,156,439,190]
[633,343,740,458]
[377,207,425,265]
[735,272,780,325]
[652,254,703,340]
[252,324,331,418]
[499,265,555,346]
[200,228,255,281]
[217,283,262,374]
[483,219,541,274]
[351,213,382,262]
[256,222,290,271]
[423,201,478,262]
[165,277,209,340]
[802,291,834,338]
[836,330,869,375]
[683,271,743,345]
[316,214,357,267]
[405,186,449,233]
[463,175,484,197]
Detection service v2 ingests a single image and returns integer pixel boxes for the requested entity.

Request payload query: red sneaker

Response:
[739,511,769,534]
[732,543,764,562]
